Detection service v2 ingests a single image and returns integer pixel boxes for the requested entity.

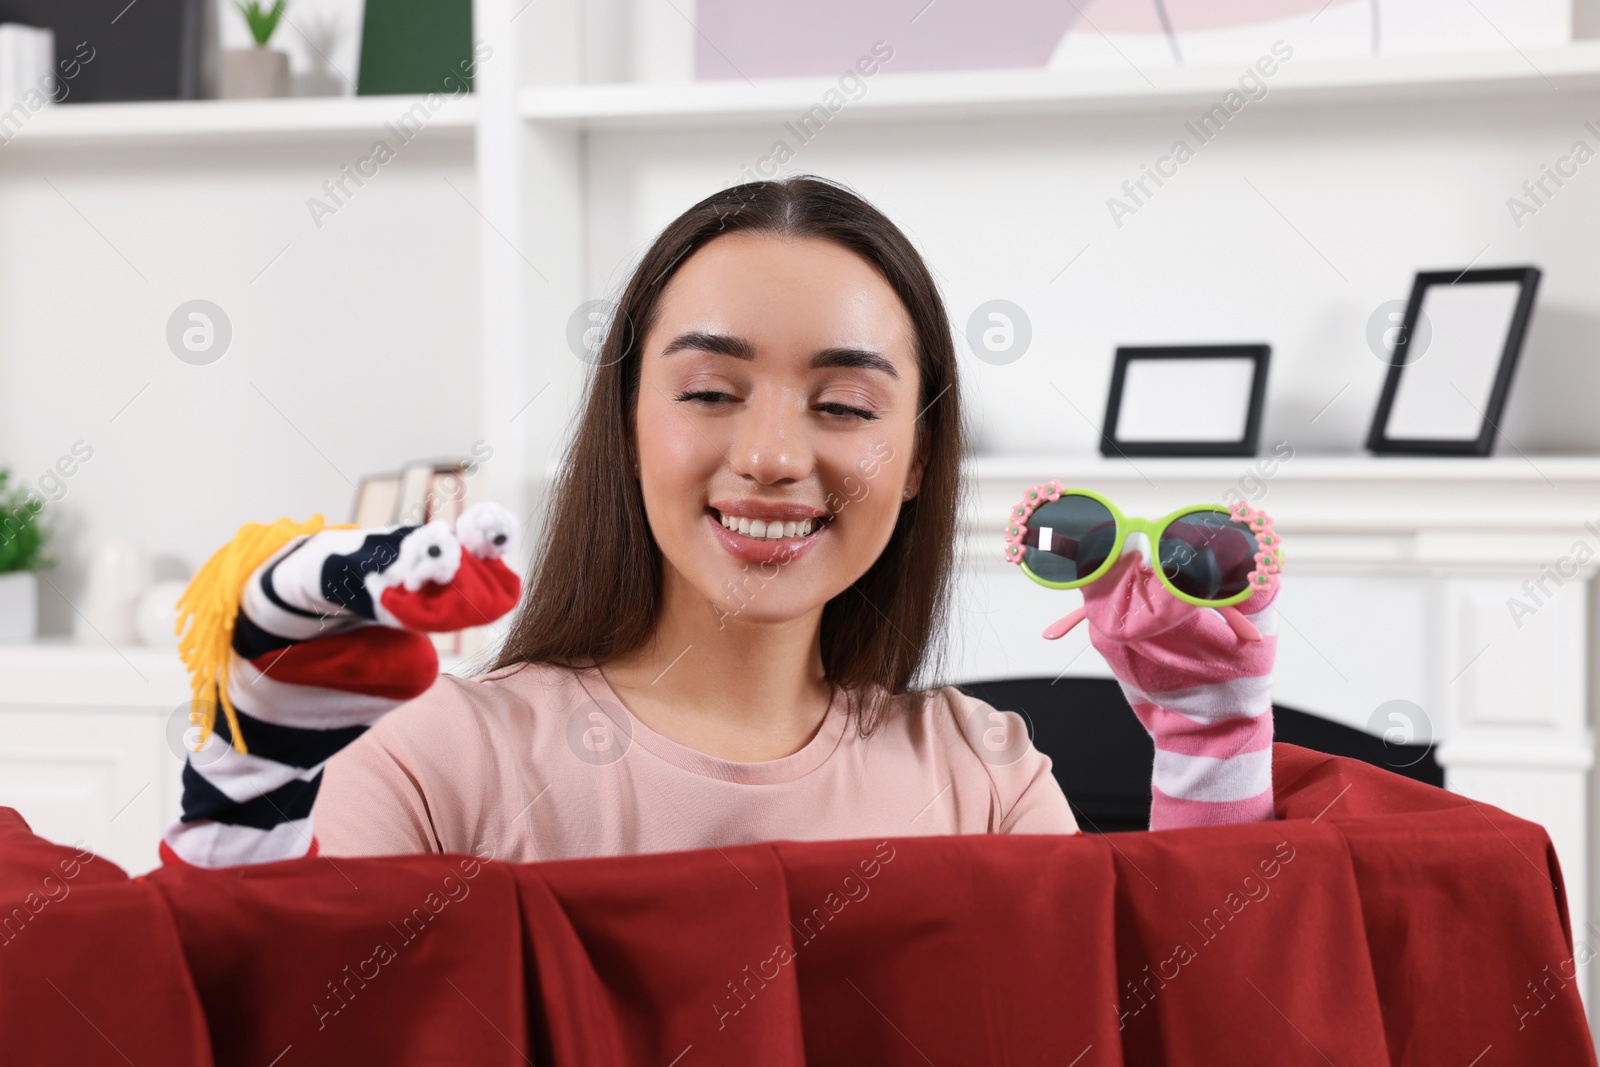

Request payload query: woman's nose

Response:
[727,392,815,484]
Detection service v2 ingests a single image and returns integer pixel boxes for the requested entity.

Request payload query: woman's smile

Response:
[705,502,836,565]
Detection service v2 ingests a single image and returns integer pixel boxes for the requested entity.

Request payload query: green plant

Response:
[0,469,51,574]
[235,0,288,47]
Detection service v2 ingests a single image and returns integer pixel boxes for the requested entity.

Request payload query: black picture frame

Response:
[1365,266,1541,457]
[1100,344,1271,458]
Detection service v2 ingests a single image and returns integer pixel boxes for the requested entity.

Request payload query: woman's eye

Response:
[816,402,880,422]
[674,390,734,405]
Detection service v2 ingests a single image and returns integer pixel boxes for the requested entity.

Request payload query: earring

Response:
[902,487,911,499]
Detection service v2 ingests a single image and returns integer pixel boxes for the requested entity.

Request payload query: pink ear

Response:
[1042,605,1088,640]
[1219,605,1262,642]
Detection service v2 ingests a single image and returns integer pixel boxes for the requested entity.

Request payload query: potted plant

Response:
[0,468,51,643]
[222,0,291,99]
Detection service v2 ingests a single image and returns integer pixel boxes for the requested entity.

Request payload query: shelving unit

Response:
[519,40,1600,129]
[7,38,1600,146]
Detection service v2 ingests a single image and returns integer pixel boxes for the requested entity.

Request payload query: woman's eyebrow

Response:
[660,331,900,380]
[661,331,753,360]
[814,346,900,380]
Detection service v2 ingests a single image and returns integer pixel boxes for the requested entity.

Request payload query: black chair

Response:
[955,677,1443,834]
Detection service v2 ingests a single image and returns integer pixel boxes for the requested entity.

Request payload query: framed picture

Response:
[351,472,401,526]
[1100,344,1271,458]
[1366,266,1541,456]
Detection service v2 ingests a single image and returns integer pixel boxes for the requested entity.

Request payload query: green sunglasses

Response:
[1003,482,1283,641]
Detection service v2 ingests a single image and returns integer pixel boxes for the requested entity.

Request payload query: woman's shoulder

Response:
[861,682,1073,832]
[457,657,591,698]
[366,658,588,741]
[864,683,1040,770]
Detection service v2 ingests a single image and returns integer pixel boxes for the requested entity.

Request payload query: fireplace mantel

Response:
[963,453,1600,567]
[955,451,1600,1008]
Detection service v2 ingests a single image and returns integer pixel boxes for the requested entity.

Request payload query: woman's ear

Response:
[903,427,931,500]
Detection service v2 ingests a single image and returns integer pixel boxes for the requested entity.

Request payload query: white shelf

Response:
[967,453,1600,564]
[0,93,479,147]
[970,452,1600,483]
[520,42,1600,129]
[0,637,472,709]
[0,639,188,708]
[544,452,1600,485]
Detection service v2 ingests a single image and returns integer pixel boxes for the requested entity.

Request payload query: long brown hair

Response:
[488,175,968,734]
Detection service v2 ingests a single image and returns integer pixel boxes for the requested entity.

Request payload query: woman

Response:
[313,175,1277,861]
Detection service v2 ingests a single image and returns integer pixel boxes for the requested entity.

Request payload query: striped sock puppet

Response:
[1079,527,1280,831]
[160,502,522,869]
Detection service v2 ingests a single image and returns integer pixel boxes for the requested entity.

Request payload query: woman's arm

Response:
[313,694,452,857]
[946,688,1081,835]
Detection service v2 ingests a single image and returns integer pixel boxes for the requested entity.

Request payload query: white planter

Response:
[0,571,38,643]
[220,47,291,99]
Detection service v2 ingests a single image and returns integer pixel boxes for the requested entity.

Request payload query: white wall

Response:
[0,134,481,635]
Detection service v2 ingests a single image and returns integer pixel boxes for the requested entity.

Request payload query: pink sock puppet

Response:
[1004,483,1283,830]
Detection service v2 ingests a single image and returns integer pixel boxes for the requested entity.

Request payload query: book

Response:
[0,0,211,102]
[350,473,402,527]
[356,0,472,96]
[0,23,52,108]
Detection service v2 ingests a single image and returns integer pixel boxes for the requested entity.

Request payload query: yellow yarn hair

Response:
[174,515,359,756]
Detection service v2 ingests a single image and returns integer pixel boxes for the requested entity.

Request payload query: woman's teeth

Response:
[718,513,820,540]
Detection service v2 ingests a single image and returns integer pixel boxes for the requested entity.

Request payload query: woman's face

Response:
[634,232,926,627]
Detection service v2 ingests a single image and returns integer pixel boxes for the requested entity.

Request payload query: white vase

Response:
[0,571,37,643]
[220,47,291,99]
[77,539,151,647]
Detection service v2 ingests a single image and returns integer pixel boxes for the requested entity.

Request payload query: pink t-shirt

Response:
[313,659,1080,862]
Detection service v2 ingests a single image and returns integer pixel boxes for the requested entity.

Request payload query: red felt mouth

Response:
[379,553,522,632]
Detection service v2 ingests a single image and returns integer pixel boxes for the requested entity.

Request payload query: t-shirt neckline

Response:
[573,664,850,785]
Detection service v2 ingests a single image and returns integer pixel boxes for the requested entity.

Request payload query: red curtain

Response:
[1,743,1593,1065]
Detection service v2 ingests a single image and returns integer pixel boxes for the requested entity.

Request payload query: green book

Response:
[357,0,474,96]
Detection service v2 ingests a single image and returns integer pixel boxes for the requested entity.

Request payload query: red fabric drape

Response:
[1,743,1593,1065]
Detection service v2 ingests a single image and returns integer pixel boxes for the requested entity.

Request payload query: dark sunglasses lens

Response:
[1158,511,1258,601]
[1022,495,1118,583]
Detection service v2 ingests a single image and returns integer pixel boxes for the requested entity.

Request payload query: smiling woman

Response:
[510,178,962,732]
[311,175,1084,862]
